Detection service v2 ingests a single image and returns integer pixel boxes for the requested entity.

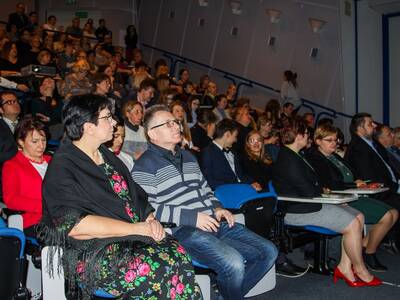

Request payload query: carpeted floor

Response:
[251,238,400,300]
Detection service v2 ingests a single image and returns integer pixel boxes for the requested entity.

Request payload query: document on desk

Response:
[278,193,358,204]
[331,187,389,195]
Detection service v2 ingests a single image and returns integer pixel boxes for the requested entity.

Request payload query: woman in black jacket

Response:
[273,120,381,287]
[40,94,201,299]
[305,124,398,272]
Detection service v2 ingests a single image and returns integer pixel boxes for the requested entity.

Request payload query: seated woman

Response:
[272,120,381,287]
[59,60,92,101]
[241,130,273,188]
[0,41,23,76]
[105,120,134,172]
[2,116,51,237]
[39,94,201,299]
[121,100,147,160]
[305,124,398,271]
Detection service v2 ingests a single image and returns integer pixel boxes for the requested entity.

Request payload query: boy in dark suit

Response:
[200,119,261,191]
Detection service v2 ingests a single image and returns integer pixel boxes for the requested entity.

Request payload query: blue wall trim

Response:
[354,0,359,113]
[382,12,400,125]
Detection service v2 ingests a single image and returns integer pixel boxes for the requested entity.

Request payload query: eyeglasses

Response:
[98,113,114,122]
[1,99,18,106]
[150,119,181,130]
[248,138,262,145]
[321,138,338,143]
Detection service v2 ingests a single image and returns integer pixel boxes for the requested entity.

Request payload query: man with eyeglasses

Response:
[0,91,20,201]
[132,105,277,300]
[345,113,400,252]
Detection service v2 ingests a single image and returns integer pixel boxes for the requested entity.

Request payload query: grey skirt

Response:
[284,204,361,233]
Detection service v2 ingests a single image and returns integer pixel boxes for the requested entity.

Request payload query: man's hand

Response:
[251,182,262,191]
[196,212,220,232]
[16,84,29,92]
[214,208,235,228]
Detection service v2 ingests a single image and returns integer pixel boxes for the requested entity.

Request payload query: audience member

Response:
[124,25,138,62]
[225,83,237,107]
[2,116,50,237]
[177,68,190,86]
[40,95,201,299]
[105,120,134,171]
[95,19,111,43]
[132,105,278,300]
[375,124,400,174]
[186,95,200,128]
[0,41,23,76]
[60,60,92,100]
[121,100,147,160]
[232,105,253,158]
[242,130,273,187]
[0,91,20,200]
[389,127,400,162]
[170,100,196,151]
[306,124,398,271]
[273,120,381,286]
[7,3,28,34]
[190,108,217,151]
[201,81,217,107]
[213,94,230,122]
[264,99,282,128]
[65,17,83,39]
[201,119,261,191]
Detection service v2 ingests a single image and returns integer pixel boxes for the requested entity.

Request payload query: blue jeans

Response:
[173,223,278,300]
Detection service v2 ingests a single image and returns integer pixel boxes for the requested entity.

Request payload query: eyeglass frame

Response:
[321,138,338,143]
[97,113,114,122]
[1,99,18,106]
[149,119,181,130]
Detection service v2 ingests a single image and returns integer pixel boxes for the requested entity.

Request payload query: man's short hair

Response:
[139,78,155,92]
[374,124,390,140]
[0,91,17,104]
[197,109,217,125]
[143,104,170,132]
[214,119,238,139]
[349,112,371,136]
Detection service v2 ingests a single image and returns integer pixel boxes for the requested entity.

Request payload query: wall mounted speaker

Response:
[267,36,276,46]
[310,47,319,58]
[231,26,239,37]
[198,18,205,27]
[168,11,175,19]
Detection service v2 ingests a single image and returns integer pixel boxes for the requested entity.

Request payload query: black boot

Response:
[363,252,387,272]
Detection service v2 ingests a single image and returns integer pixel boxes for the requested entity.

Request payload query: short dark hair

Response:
[62,94,112,141]
[215,94,227,104]
[143,104,170,132]
[374,124,390,140]
[0,91,17,104]
[139,78,155,92]
[48,15,56,21]
[349,112,371,136]
[316,117,334,127]
[197,109,217,125]
[280,119,308,145]
[15,116,47,145]
[214,119,238,139]
[283,102,294,109]
[92,73,110,87]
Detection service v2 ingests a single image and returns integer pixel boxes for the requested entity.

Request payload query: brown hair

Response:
[245,130,272,164]
[122,100,142,119]
[15,116,47,148]
[314,124,338,142]
[280,119,308,145]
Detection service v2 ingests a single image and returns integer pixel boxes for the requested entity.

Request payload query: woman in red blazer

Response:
[2,116,51,237]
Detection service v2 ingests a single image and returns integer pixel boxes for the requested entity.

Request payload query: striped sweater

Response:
[131,143,221,227]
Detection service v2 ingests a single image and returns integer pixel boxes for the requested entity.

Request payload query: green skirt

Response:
[349,197,393,224]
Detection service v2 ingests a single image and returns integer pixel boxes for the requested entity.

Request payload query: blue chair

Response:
[0,219,30,299]
[214,183,277,296]
[270,180,340,275]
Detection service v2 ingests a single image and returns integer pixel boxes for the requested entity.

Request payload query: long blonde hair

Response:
[245,130,272,164]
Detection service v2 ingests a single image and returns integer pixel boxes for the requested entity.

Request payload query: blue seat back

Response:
[215,183,277,209]
[0,228,26,258]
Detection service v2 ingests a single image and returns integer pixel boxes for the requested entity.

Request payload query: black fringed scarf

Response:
[38,142,155,298]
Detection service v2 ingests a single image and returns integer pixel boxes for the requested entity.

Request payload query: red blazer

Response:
[2,151,51,228]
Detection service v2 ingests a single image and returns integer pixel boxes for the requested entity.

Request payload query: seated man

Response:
[200,118,260,191]
[345,113,400,250]
[0,91,20,201]
[190,108,217,152]
[132,105,278,300]
[375,125,400,174]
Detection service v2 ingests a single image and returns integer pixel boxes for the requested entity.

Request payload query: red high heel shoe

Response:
[354,273,382,286]
[333,267,366,287]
